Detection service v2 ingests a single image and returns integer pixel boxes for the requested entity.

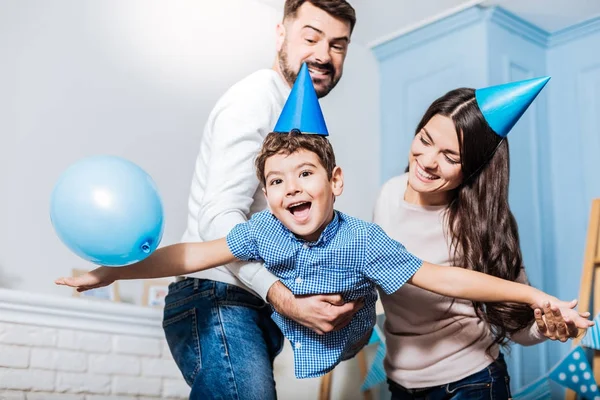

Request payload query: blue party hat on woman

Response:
[475,76,550,138]
[273,63,329,136]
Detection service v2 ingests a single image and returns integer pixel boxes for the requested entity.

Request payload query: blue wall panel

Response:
[375,7,488,184]
[546,28,600,369]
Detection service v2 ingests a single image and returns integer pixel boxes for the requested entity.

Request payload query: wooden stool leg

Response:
[318,348,375,400]
[319,370,333,400]
[357,349,373,400]
[565,199,600,400]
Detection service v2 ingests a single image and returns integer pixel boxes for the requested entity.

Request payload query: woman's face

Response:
[406,114,463,206]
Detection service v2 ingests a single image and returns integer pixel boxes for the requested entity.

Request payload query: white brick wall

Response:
[30,348,87,372]
[0,345,29,369]
[0,391,25,400]
[0,287,375,400]
[0,322,188,399]
[113,336,161,357]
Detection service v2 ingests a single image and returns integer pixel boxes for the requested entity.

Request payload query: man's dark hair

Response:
[283,0,356,33]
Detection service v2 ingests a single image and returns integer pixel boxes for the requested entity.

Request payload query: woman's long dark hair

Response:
[413,88,534,351]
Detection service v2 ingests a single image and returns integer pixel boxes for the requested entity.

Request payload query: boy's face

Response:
[263,149,343,242]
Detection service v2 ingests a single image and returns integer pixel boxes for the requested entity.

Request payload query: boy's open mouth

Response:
[288,201,312,220]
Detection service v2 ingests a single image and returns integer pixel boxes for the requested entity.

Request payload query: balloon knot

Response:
[141,242,151,253]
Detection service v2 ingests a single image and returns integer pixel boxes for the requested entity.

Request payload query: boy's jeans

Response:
[163,278,284,400]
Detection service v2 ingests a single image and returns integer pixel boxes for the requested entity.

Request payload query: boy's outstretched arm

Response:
[362,224,594,333]
[55,238,237,291]
[410,262,582,314]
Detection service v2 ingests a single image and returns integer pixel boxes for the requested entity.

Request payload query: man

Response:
[164,1,360,398]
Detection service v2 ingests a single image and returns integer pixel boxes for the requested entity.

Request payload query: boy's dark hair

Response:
[284,0,356,34]
[255,132,336,187]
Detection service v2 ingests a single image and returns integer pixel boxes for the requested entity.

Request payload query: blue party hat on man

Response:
[274,63,329,136]
[475,76,550,138]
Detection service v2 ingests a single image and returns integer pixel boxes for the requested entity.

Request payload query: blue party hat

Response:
[273,63,329,136]
[475,76,550,138]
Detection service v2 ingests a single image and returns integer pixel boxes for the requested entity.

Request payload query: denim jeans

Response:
[163,278,284,400]
[388,353,512,400]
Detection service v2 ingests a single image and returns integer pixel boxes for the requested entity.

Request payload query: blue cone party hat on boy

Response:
[274,63,329,136]
[475,76,550,138]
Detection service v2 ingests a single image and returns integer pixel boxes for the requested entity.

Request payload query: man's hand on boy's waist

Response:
[267,281,364,335]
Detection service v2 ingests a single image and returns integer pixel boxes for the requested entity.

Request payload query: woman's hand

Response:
[534,301,594,342]
[55,266,117,292]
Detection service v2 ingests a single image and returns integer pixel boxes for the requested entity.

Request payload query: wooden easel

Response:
[319,349,372,400]
[566,199,600,400]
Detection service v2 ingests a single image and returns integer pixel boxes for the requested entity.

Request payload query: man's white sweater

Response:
[180,69,291,300]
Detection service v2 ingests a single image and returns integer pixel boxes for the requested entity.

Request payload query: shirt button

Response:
[295,342,302,349]
[302,243,309,249]
[295,277,303,284]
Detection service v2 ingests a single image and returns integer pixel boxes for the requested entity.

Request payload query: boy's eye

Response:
[305,38,316,44]
[269,178,283,186]
[300,171,312,178]
[419,135,430,146]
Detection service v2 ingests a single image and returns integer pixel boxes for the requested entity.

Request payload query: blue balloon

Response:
[50,155,164,266]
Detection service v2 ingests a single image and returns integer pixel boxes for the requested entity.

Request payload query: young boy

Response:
[56,65,587,379]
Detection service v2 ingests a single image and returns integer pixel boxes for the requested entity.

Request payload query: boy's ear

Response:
[331,166,344,196]
[275,23,286,52]
[262,187,273,212]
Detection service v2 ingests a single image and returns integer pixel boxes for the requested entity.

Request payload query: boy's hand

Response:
[529,291,573,312]
[55,266,117,292]
[534,301,594,342]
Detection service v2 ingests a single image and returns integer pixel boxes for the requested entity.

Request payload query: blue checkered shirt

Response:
[226,210,422,378]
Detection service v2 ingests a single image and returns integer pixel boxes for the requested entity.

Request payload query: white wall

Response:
[0,289,189,398]
[0,0,380,301]
[0,1,380,398]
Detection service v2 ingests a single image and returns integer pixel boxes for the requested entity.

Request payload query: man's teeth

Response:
[417,166,437,180]
[308,68,327,76]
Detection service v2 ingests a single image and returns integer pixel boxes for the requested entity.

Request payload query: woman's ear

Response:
[331,166,344,196]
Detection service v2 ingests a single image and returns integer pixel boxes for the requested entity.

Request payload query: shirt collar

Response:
[273,210,341,246]
[315,210,340,246]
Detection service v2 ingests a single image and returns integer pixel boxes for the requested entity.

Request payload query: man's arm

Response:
[267,281,364,335]
[193,89,279,299]
[55,239,237,291]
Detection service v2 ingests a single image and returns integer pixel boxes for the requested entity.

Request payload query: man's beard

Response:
[278,45,340,98]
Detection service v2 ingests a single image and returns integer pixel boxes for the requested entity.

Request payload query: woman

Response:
[374,81,591,399]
